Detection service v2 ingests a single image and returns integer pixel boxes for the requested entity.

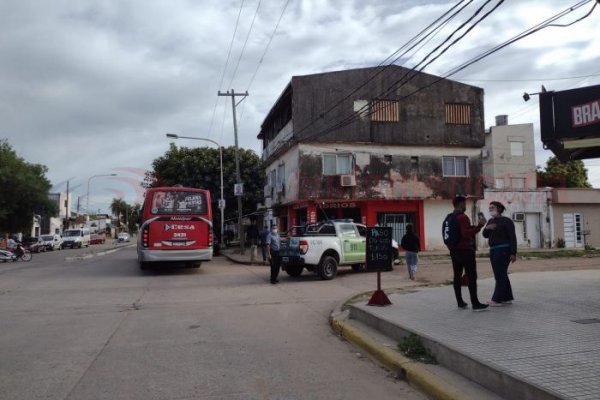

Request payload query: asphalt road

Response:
[0,245,426,400]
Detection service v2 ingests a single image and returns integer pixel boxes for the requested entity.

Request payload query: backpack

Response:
[442,212,461,248]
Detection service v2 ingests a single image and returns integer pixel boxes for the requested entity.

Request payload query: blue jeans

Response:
[490,248,514,303]
[405,251,418,274]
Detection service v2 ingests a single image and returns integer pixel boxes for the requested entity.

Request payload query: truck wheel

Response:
[318,256,338,280]
[285,265,303,277]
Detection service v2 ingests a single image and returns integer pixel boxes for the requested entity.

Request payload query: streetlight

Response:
[86,174,117,215]
[166,133,225,248]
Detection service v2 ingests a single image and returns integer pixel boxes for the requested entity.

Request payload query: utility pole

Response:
[65,180,70,231]
[218,89,248,252]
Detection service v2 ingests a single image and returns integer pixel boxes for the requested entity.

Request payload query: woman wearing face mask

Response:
[482,201,517,306]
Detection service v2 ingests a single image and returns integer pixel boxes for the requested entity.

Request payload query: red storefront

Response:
[283,199,425,248]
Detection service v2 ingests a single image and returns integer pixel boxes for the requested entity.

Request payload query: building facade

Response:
[259,66,485,249]
[479,117,552,249]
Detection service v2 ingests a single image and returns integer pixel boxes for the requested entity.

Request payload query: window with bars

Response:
[442,156,468,177]
[445,103,471,125]
[371,99,399,122]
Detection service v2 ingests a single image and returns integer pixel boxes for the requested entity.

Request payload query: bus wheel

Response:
[285,265,303,277]
[318,255,338,280]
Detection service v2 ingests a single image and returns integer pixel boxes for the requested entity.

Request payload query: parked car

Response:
[39,234,62,251]
[279,220,398,280]
[22,237,45,253]
[61,228,91,249]
[117,232,130,242]
[90,233,106,244]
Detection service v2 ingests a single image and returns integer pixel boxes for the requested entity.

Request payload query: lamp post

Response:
[166,133,225,248]
[86,174,117,215]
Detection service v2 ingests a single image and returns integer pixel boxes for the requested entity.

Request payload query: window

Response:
[277,163,285,186]
[410,156,419,170]
[371,99,399,122]
[510,141,524,156]
[339,224,357,237]
[323,154,352,175]
[442,156,468,177]
[445,103,471,125]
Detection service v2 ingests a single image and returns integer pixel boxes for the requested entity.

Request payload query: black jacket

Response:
[401,232,420,253]
[482,216,517,255]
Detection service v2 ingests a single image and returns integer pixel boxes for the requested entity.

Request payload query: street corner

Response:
[329,297,500,400]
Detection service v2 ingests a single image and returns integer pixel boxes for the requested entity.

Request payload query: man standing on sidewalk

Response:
[448,196,489,311]
[266,224,281,284]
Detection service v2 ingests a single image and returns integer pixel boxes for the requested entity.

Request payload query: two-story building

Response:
[258,66,485,249]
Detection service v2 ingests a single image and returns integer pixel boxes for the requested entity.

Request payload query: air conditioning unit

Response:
[513,212,525,221]
[481,149,489,159]
[340,174,356,187]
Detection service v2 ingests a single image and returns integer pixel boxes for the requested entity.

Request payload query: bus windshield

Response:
[150,190,207,215]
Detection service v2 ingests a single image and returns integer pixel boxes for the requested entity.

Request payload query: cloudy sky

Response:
[2,0,599,213]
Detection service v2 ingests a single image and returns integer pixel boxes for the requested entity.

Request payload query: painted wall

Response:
[552,204,600,248]
[479,189,552,249]
[483,123,537,190]
[297,143,483,201]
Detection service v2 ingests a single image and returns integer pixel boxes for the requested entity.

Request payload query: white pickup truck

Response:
[279,220,398,280]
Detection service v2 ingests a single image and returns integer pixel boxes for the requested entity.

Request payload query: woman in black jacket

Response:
[482,201,517,306]
[401,224,420,280]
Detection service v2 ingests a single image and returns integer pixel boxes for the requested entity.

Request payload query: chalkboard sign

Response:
[366,226,392,271]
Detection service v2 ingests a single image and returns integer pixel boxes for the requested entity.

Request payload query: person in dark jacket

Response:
[449,195,489,311]
[482,201,517,306]
[401,224,420,280]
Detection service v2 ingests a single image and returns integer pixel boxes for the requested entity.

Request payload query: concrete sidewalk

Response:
[339,271,600,400]
[221,247,600,399]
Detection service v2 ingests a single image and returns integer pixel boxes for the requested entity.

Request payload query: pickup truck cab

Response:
[280,220,395,280]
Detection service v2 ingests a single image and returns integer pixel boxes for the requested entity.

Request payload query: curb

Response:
[330,308,479,400]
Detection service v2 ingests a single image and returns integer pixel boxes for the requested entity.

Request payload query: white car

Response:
[39,234,62,251]
[117,232,130,242]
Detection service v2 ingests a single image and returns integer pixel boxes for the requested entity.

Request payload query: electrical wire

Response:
[287,0,474,140]
[302,0,596,141]
[208,0,246,140]
[245,0,291,93]
[228,0,262,90]
[310,0,505,139]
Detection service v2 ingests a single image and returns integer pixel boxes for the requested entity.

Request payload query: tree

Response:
[0,140,58,236]
[147,144,265,221]
[537,156,591,188]
[109,198,140,233]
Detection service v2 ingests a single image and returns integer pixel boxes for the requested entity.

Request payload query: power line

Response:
[208,0,246,139]
[228,0,262,90]
[310,0,505,139]
[305,0,596,140]
[288,0,475,140]
[245,0,291,93]
[455,72,600,82]
[239,0,291,122]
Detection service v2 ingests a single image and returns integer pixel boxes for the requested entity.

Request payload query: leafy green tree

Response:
[148,144,265,221]
[110,198,127,221]
[0,139,58,236]
[109,198,140,233]
[537,156,591,188]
